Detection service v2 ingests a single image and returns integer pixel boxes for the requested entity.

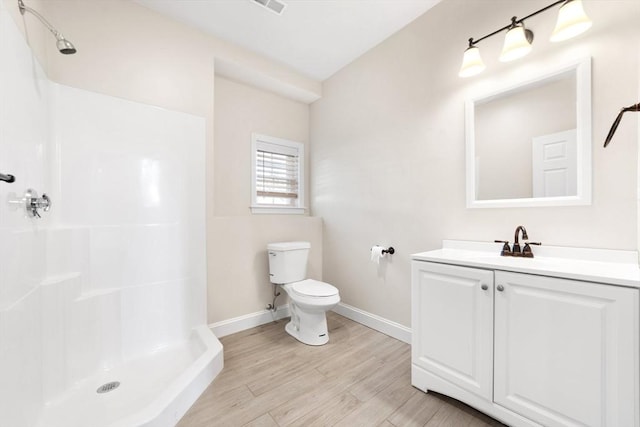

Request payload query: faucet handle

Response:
[494,240,512,256]
[522,242,541,258]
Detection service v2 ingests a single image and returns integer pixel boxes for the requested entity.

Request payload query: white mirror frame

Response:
[465,57,592,208]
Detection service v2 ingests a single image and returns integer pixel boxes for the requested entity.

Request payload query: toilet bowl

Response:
[267,242,340,346]
[283,279,340,346]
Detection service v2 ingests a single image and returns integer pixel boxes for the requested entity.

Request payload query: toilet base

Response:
[285,308,330,346]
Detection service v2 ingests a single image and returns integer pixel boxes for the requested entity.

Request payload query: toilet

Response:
[267,241,340,346]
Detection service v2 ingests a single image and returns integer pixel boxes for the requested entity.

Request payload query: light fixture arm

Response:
[469,0,565,47]
[18,0,65,41]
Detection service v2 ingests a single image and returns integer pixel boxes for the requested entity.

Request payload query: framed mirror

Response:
[465,57,591,208]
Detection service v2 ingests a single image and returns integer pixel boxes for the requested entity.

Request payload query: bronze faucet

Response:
[512,225,528,255]
[495,225,541,258]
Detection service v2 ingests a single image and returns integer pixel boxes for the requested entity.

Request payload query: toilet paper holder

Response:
[371,246,395,255]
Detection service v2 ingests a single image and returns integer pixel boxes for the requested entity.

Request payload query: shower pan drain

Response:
[96,381,120,394]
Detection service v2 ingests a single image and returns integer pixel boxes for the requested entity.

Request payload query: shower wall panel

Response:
[0,5,49,426]
[0,4,207,425]
[49,83,207,343]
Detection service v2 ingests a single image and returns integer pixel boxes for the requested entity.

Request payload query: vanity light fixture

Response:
[459,0,591,78]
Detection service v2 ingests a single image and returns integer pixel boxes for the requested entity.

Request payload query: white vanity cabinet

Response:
[412,254,640,427]
[411,262,494,401]
[493,271,638,427]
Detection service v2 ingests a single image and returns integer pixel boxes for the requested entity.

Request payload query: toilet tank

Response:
[267,241,311,284]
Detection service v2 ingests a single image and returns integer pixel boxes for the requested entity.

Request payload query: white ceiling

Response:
[134,0,441,81]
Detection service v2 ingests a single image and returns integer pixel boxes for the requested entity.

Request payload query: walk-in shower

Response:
[0,3,221,426]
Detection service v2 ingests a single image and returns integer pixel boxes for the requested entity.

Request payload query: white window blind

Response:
[256,148,299,203]
[251,134,305,213]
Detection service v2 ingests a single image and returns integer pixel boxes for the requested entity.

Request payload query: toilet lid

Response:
[291,279,339,297]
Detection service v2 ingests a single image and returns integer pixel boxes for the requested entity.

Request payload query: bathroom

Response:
[0,0,638,426]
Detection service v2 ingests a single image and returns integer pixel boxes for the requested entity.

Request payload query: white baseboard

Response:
[209,304,290,338]
[332,302,412,344]
[209,302,412,344]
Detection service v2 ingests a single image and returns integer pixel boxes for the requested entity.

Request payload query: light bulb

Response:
[551,0,592,42]
[499,25,533,62]
[459,46,486,78]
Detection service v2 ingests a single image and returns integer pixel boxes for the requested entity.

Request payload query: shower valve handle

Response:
[0,173,15,183]
[23,189,51,218]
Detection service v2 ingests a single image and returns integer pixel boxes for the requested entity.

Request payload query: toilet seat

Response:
[289,279,338,298]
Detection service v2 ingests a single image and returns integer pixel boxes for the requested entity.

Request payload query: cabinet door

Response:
[494,271,639,427]
[412,261,494,400]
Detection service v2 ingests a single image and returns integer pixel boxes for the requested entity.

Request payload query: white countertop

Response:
[412,240,640,288]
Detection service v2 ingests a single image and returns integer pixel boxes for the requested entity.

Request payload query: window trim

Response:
[250,133,306,214]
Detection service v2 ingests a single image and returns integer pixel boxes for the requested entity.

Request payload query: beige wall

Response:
[6,0,322,324]
[210,76,321,323]
[310,0,640,327]
[209,216,322,323]
[214,77,310,216]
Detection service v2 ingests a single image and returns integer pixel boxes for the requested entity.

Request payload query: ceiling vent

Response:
[251,0,286,15]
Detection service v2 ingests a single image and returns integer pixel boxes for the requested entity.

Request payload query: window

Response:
[251,133,305,214]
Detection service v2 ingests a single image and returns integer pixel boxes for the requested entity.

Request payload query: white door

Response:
[494,271,639,427]
[532,129,577,197]
[411,261,494,400]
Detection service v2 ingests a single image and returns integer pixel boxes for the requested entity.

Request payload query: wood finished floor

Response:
[178,312,506,427]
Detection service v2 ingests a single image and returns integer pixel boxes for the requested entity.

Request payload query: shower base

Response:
[36,326,222,427]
